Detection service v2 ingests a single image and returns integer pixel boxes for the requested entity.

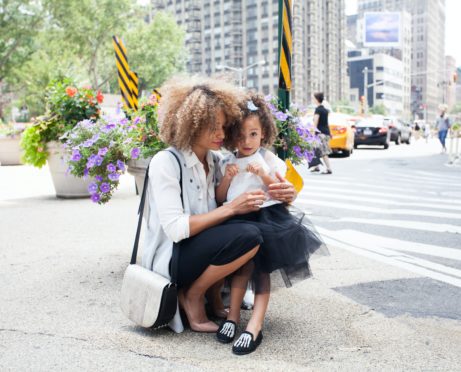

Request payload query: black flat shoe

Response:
[232,331,263,355]
[216,320,236,344]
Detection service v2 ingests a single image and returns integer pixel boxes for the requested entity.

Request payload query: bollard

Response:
[448,131,455,164]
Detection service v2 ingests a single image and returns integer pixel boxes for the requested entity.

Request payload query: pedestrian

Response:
[436,104,451,153]
[215,92,326,355]
[413,120,421,141]
[310,92,333,174]
[423,122,431,143]
[141,76,298,334]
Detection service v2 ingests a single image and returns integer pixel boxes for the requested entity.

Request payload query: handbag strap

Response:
[131,149,184,282]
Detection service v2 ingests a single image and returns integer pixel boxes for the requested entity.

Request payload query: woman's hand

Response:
[267,172,297,203]
[228,189,266,215]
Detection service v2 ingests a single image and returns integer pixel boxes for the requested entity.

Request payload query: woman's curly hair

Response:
[158,75,243,150]
[224,92,278,151]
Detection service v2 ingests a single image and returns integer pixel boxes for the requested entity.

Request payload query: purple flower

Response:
[91,193,101,203]
[116,160,125,171]
[94,155,103,166]
[103,123,116,133]
[108,172,120,181]
[79,119,94,128]
[275,111,288,121]
[71,149,81,161]
[95,175,103,182]
[88,182,98,194]
[133,116,142,125]
[86,154,97,168]
[83,168,89,177]
[82,139,94,148]
[130,147,140,159]
[120,118,129,126]
[107,163,116,173]
[293,145,302,158]
[100,182,111,193]
[91,134,100,143]
[98,147,108,156]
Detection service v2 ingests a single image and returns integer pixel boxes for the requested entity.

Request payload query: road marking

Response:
[324,217,461,234]
[296,198,461,220]
[299,182,461,205]
[412,170,461,182]
[318,228,461,288]
[297,191,461,212]
[383,171,461,187]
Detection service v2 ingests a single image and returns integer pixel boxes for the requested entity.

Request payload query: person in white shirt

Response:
[141,77,298,334]
[215,93,326,355]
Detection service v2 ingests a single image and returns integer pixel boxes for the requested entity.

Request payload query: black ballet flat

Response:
[232,330,263,355]
[216,320,236,344]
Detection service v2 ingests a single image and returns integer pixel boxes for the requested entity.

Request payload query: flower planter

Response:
[47,141,92,198]
[127,157,152,195]
[0,136,23,165]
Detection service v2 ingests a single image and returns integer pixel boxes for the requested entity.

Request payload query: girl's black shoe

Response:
[216,320,236,343]
[232,331,263,355]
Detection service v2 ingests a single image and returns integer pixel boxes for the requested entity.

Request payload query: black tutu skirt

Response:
[225,203,328,288]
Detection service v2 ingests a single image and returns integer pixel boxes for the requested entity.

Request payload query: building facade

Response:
[348,51,404,116]
[151,0,347,106]
[357,0,446,122]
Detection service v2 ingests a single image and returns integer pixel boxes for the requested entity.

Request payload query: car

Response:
[354,117,391,149]
[328,113,355,157]
[383,117,412,145]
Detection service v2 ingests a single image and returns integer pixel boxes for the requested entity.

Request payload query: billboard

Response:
[364,12,401,47]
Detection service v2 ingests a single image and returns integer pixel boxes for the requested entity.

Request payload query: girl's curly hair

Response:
[224,92,278,151]
[158,75,242,150]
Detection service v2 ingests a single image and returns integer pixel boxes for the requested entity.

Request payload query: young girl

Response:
[215,93,326,355]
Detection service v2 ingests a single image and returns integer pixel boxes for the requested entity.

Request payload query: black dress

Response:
[225,203,328,289]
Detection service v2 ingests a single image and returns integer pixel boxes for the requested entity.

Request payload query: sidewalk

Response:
[1,165,461,371]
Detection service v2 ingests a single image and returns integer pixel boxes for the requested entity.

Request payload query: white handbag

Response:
[120,150,182,329]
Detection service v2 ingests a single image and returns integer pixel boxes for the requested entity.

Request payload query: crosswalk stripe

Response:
[296,198,461,220]
[319,228,461,288]
[326,217,461,234]
[412,170,461,181]
[383,171,461,187]
[299,183,461,205]
[297,191,461,212]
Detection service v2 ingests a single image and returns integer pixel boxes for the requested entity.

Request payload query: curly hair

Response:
[224,92,278,151]
[157,75,243,150]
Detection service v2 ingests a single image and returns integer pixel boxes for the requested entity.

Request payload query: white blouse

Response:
[218,148,287,208]
[141,147,221,333]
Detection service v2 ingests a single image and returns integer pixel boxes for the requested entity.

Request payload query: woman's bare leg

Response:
[227,260,255,324]
[245,272,270,336]
[181,245,259,332]
[206,279,228,318]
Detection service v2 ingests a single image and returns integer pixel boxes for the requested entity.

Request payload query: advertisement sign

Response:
[364,12,401,47]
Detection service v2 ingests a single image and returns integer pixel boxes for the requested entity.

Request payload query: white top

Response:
[141,147,220,333]
[218,148,287,208]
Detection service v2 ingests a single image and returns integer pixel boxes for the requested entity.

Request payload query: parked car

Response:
[354,117,391,149]
[328,113,355,157]
[383,117,412,144]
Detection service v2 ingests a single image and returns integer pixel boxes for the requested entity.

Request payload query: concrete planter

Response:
[127,157,152,195]
[0,136,23,165]
[47,141,91,198]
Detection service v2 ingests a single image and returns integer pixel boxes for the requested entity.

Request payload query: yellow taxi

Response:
[328,113,355,157]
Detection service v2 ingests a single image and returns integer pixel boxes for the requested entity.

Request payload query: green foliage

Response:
[332,100,355,114]
[450,103,461,114]
[20,122,50,168]
[20,78,103,167]
[125,12,188,92]
[369,104,388,115]
[126,94,167,158]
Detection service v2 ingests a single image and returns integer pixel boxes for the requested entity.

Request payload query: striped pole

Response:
[112,36,138,110]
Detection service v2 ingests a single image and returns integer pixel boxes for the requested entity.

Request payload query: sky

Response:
[345,0,461,67]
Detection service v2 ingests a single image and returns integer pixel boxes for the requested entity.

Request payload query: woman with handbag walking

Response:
[141,76,297,334]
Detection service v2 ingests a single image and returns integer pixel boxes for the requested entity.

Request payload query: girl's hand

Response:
[247,162,265,177]
[224,164,239,180]
[228,190,266,215]
[267,172,297,203]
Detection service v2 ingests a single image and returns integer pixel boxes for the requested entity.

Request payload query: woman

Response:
[436,104,451,153]
[141,76,297,334]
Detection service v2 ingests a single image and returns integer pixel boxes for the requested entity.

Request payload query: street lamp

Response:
[216,60,266,87]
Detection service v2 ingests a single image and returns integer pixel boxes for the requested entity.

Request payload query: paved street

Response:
[1,137,461,371]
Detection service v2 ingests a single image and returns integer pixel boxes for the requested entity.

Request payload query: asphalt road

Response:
[1,136,460,371]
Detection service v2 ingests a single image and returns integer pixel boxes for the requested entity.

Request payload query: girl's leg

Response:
[227,260,255,324]
[245,272,270,336]
[180,245,259,332]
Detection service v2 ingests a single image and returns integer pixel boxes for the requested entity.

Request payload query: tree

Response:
[0,0,44,119]
[450,102,461,114]
[332,100,355,115]
[125,12,187,93]
[44,0,133,89]
[369,104,388,115]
